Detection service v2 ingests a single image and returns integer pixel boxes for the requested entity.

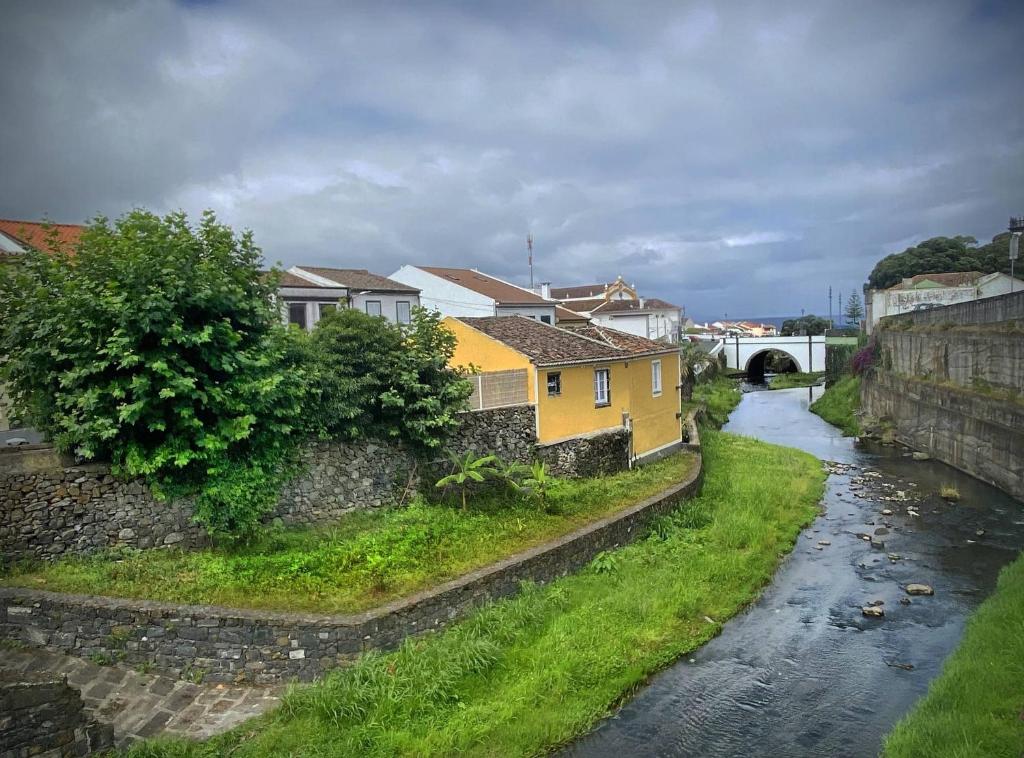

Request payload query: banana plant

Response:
[435,451,499,510]
[520,461,555,513]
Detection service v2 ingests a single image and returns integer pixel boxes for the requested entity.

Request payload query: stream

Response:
[565,385,1024,757]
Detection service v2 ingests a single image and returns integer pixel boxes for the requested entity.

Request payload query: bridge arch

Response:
[744,348,805,383]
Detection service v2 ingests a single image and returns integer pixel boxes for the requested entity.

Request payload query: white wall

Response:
[594,310,679,341]
[495,304,557,323]
[390,265,495,317]
[350,291,421,324]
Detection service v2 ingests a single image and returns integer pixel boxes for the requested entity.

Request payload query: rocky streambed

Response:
[565,385,1024,758]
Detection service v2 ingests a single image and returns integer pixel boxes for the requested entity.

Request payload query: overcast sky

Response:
[2,1,1022,320]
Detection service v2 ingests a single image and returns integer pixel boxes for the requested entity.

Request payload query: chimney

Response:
[540,282,551,299]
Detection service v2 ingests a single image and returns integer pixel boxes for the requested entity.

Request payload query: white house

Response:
[389,265,558,323]
[551,276,683,342]
[865,271,1024,333]
[278,267,421,330]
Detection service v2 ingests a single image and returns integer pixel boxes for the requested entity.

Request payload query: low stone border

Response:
[1,446,702,684]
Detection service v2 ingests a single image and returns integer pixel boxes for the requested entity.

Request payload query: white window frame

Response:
[396,300,411,324]
[652,359,662,396]
[287,302,308,330]
[594,368,610,406]
[365,300,383,318]
[318,302,337,320]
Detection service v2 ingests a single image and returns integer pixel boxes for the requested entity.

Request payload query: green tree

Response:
[844,290,864,326]
[780,314,830,336]
[0,210,304,538]
[302,306,473,450]
[865,234,1003,290]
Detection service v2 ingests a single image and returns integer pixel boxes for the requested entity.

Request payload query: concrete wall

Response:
[350,292,420,324]
[0,451,701,684]
[0,671,113,757]
[878,289,1024,329]
[862,371,1023,501]
[878,329,1023,392]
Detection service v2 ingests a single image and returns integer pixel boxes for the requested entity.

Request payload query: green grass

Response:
[122,430,826,757]
[883,552,1024,758]
[767,372,825,390]
[810,375,861,436]
[1,453,697,614]
[689,376,742,427]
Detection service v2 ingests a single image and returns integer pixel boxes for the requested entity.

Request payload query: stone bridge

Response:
[720,335,826,378]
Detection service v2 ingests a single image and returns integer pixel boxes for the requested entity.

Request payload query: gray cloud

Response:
[2,0,1022,319]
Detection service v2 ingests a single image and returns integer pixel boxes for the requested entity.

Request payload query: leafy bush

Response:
[300,307,473,450]
[0,210,304,538]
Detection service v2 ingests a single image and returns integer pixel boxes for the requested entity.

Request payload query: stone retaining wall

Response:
[863,370,1024,501]
[2,404,633,564]
[879,289,1024,328]
[876,329,1023,393]
[0,452,702,684]
[0,671,113,757]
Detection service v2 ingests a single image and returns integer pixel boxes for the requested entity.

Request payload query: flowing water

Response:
[565,385,1024,758]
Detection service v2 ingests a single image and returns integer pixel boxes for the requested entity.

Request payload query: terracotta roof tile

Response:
[559,297,607,313]
[592,297,681,313]
[297,267,419,293]
[559,323,678,353]
[455,316,675,367]
[0,218,86,255]
[891,271,984,289]
[550,283,609,300]
[555,305,590,323]
[420,267,550,305]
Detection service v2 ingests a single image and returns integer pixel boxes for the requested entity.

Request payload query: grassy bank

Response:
[884,552,1024,758]
[125,429,825,757]
[768,372,825,390]
[690,376,742,427]
[1,453,696,614]
[810,375,861,436]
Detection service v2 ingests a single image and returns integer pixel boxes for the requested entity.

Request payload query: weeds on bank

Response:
[123,430,826,758]
[1,453,697,614]
[939,484,961,501]
[810,375,861,436]
[767,372,825,390]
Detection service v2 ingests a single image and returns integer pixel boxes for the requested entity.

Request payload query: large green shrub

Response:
[0,210,304,538]
[299,306,473,451]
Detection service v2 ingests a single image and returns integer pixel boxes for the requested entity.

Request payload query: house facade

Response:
[444,315,682,464]
[865,271,1024,333]
[390,265,558,323]
[278,266,421,330]
[552,276,683,342]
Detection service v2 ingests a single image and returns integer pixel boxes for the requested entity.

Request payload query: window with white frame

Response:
[652,359,662,396]
[318,302,337,320]
[365,300,382,317]
[594,368,610,406]
[396,301,411,324]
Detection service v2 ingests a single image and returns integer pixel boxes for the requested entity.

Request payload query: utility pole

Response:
[838,292,843,327]
[828,286,833,329]
[527,233,534,290]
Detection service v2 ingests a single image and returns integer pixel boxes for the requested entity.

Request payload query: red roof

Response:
[419,266,551,305]
[0,218,86,255]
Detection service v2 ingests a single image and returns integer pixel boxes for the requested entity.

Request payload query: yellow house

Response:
[445,315,682,463]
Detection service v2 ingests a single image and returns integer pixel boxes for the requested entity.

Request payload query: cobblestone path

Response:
[0,647,283,748]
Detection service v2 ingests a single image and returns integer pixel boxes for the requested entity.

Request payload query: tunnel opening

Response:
[746,349,799,384]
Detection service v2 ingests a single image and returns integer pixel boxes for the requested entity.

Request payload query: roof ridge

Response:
[0,218,86,229]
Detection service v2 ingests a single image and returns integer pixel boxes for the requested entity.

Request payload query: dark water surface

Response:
[565,386,1024,758]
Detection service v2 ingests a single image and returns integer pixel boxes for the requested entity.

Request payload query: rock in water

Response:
[862,606,885,618]
[911,452,930,461]
[905,583,934,596]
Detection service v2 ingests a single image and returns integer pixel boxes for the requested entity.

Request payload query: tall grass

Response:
[691,376,742,427]
[125,430,825,757]
[1,453,697,614]
[810,375,861,436]
[768,372,825,390]
[884,553,1024,758]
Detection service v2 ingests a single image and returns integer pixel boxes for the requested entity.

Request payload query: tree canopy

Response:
[780,314,831,336]
[867,233,1016,290]
[0,210,304,537]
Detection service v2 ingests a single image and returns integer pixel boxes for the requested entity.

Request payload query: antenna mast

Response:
[527,233,534,289]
